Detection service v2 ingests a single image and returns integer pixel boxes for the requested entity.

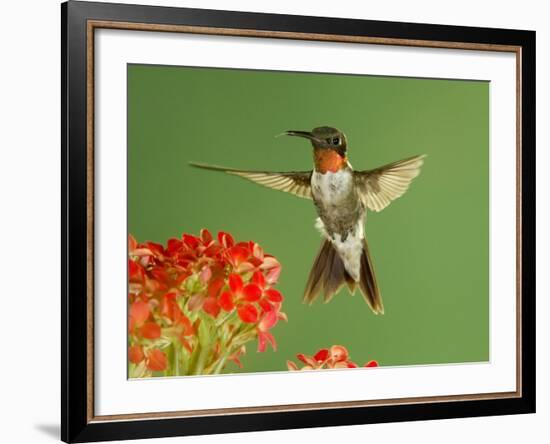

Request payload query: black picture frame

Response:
[61,1,536,442]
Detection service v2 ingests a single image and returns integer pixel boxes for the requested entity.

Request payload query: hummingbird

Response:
[190,126,425,314]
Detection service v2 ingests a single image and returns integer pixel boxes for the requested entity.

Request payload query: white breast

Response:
[311,169,353,205]
[311,169,363,281]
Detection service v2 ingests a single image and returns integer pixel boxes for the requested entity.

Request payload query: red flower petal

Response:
[146,242,165,258]
[257,331,276,352]
[150,267,169,283]
[258,299,273,313]
[314,348,329,362]
[230,356,243,368]
[227,246,250,266]
[249,256,264,267]
[228,273,243,293]
[128,259,144,282]
[242,284,262,302]
[258,309,278,331]
[177,315,194,336]
[166,238,183,254]
[257,331,267,353]
[146,349,167,372]
[237,304,258,323]
[160,293,183,323]
[199,266,212,284]
[203,243,222,257]
[260,256,280,270]
[202,296,221,318]
[330,345,349,363]
[141,322,161,339]
[236,261,255,273]
[265,288,283,303]
[182,234,200,249]
[219,291,235,312]
[208,278,225,298]
[287,360,299,371]
[180,337,193,353]
[347,361,358,368]
[128,345,144,364]
[251,270,265,288]
[296,353,317,367]
[200,228,213,245]
[130,300,150,327]
[235,241,252,252]
[265,331,277,351]
[217,231,234,248]
[265,265,281,285]
[252,243,264,261]
[364,360,379,368]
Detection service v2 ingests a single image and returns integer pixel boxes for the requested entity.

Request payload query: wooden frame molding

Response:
[86,19,523,423]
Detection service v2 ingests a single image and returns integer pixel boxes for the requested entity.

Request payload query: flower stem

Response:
[174,341,181,376]
[210,348,233,374]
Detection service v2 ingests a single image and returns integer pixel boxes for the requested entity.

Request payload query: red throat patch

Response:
[314,149,347,173]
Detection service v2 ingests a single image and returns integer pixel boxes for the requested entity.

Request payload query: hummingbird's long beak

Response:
[280,130,316,141]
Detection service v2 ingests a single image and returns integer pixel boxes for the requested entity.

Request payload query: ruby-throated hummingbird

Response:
[190,126,425,314]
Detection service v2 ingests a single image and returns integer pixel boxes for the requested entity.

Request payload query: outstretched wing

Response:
[189,162,313,200]
[354,155,426,212]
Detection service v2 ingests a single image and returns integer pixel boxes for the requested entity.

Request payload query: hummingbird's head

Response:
[282,126,348,173]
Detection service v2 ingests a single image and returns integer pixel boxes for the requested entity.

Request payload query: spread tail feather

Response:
[359,238,384,314]
[303,238,384,314]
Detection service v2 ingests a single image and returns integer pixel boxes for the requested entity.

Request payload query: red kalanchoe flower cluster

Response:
[287,345,378,371]
[128,229,287,378]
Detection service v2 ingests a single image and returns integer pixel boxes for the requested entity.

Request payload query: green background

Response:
[128,64,489,373]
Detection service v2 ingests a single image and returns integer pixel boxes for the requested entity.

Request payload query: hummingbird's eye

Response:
[333,137,340,145]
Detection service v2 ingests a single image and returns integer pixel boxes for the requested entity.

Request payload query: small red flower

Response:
[265,288,282,303]
[226,245,250,268]
[330,345,349,363]
[220,271,280,324]
[242,284,262,302]
[146,348,167,372]
[314,348,329,363]
[288,345,378,371]
[177,315,194,338]
[200,228,213,245]
[217,231,234,248]
[207,278,225,298]
[166,238,183,255]
[128,259,145,282]
[237,304,259,323]
[183,234,200,249]
[129,300,150,331]
[219,291,235,312]
[160,293,183,324]
[202,297,221,318]
[229,273,243,293]
[257,309,282,352]
[128,345,144,364]
[247,270,285,314]
[141,322,161,339]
